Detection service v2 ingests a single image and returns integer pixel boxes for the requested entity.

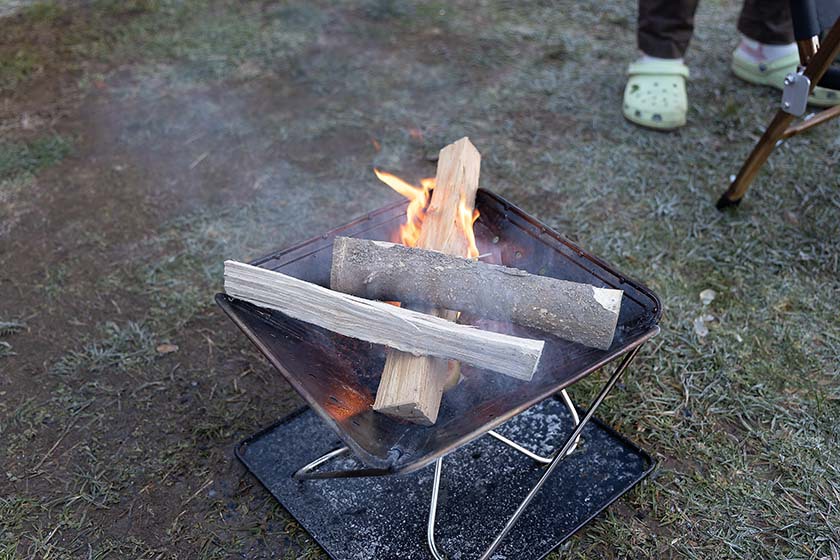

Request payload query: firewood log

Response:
[373,137,481,425]
[331,237,622,350]
[224,260,543,380]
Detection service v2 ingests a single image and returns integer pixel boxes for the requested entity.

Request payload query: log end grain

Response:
[373,353,450,425]
[592,286,622,316]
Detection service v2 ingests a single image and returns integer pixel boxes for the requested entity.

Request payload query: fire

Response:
[458,194,481,259]
[374,168,480,258]
[374,169,433,248]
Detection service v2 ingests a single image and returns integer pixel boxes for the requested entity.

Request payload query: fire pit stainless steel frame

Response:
[218,189,661,559]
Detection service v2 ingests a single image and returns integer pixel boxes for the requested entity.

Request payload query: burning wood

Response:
[223,261,544,380]
[223,137,624,428]
[371,137,482,425]
[330,237,623,350]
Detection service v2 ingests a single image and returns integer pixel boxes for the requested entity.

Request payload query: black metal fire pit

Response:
[217,189,661,559]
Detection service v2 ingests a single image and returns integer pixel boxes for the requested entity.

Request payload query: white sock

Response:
[737,35,797,62]
[638,53,684,65]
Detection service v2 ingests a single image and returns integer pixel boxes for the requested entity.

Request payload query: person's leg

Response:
[638,0,701,59]
[737,0,793,45]
[735,0,797,63]
[732,0,840,106]
[623,0,698,130]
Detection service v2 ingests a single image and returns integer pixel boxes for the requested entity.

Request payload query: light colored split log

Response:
[224,260,544,381]
[373,137,481,425]
[331,237,623,350]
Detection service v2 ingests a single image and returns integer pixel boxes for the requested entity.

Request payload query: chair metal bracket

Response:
[782,71,811,116]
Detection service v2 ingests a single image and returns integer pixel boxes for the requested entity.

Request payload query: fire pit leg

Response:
[427,346,642,560]
[293,389,581,481]
[488,389,581,463]
[293,447,395,480]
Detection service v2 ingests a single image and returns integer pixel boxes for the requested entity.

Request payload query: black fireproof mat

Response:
[236,397,654,560]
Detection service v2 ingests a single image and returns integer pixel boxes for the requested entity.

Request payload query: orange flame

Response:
[458,194,481,259]
[374,168,433,248]
[374,168,480,258]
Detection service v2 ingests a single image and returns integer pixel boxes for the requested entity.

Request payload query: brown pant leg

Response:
[738,0,794,44]
[638,0,702,58]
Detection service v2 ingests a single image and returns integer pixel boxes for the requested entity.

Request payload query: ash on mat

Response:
[237,397,653,560]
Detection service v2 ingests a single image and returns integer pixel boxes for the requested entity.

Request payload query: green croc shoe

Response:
[623,59,690,130]
[731,50,840,107]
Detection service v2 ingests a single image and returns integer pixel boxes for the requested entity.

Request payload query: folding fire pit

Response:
[217,189,661,559]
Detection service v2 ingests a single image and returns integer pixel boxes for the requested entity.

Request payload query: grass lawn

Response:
[0,1,837,558]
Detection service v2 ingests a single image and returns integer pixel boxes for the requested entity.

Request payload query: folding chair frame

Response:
[717,16,840,209]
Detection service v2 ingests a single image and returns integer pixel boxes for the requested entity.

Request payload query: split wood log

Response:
[373,137,481,425]
[331,237,623,350]
[223,260,543,380]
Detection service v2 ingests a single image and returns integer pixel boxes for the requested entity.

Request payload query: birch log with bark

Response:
[224,260,543,379]
[331,237,622,350]
[373,137,481,425]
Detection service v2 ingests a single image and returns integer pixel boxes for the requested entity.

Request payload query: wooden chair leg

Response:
[717,17,840,209]
[716,110,796,209]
